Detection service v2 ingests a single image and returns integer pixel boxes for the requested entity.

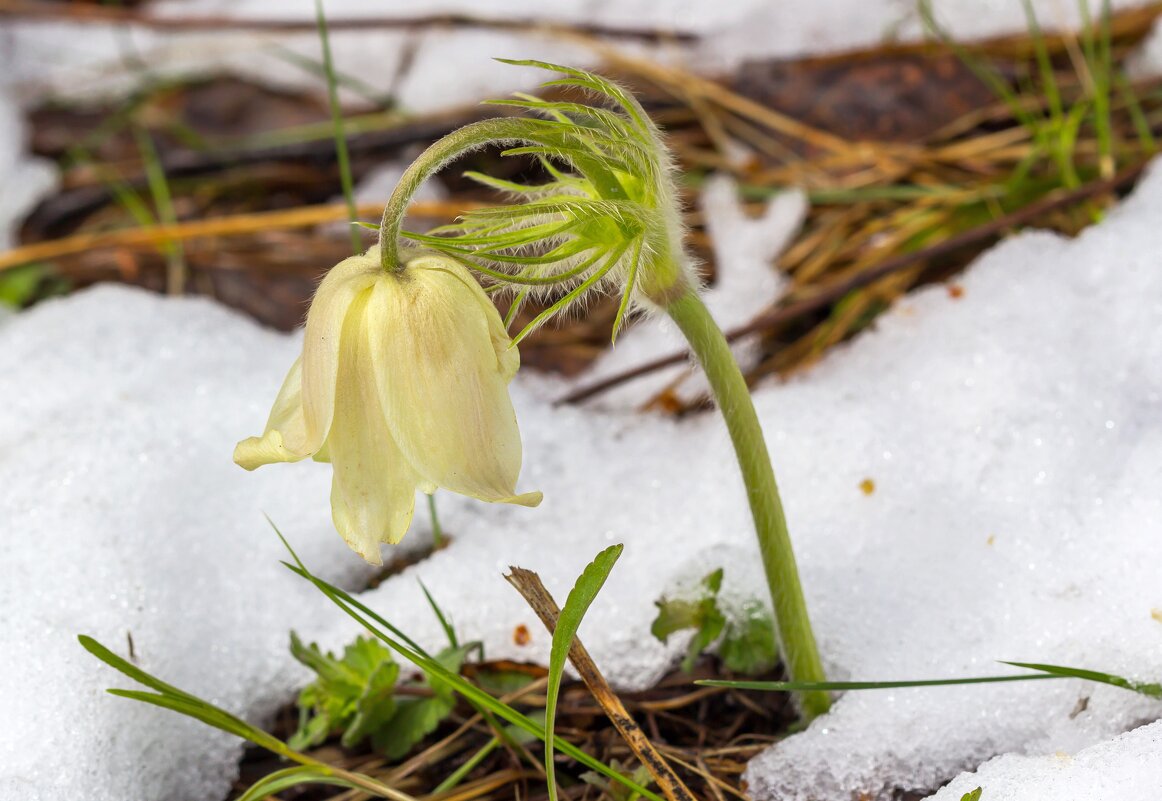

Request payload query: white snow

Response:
[928,719,1162,801]
[0,291,376,801]
[1127,17,1162,80]
[4,158,1162,800]
[0,87,56,252]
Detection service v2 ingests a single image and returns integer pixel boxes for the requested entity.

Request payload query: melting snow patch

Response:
[0,86,56,251]
[3,160,1162,801]
[0,290,375,801]
[929,719,1162,801]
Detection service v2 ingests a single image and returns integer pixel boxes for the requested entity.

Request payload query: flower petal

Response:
[301,250,381,453]
[233,357,313,470]
[367,257,536,504]
[326,288,419,564]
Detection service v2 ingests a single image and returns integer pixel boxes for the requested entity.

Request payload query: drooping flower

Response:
[235,246,541,563]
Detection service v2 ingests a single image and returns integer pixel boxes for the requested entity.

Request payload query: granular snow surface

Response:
[3,160,1162,800]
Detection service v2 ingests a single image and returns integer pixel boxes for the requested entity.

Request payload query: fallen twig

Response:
[0,200,488,272]
[505,567,698,801]
[0,1,695,43]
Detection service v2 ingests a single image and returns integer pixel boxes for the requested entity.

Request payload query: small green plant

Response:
[289,634,400,750]
[961,787,983,801]
[289,578,483,758]
[651,568,778,675]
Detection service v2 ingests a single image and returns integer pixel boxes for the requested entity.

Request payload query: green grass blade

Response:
[270,43,392,108]
[236,766,363,801]
[504,287,529,328]
[1000,661,1162,698]
[696,673,1063,691]
[133,125,186,293]
[542,544,624,801]
[314,0,362,254]
[79,634,202,703]
[1022,0,1063,123]
[918,1,1038,131]
[268,521,430,657]
[1116,72,1155,154]
[418,579,458,649]
[106,689,291,756]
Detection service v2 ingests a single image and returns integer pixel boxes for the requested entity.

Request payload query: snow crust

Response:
[4,159,1162,799]
[929,720,1162,801]
[0,291,375,801]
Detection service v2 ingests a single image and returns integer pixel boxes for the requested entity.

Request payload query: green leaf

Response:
[718,600,779,676]
[543,544,624,801]
[960,788,983,801]
[373,644,467,759]
[374,693,455,759]
[650,567,740,673]
[683,600,725,674]
[288,632,400,751]
[343,660,400,747]
[649,599,702,641]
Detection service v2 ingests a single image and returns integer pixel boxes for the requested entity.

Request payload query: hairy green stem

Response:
[377,117,562,272]
[665,288,830,719]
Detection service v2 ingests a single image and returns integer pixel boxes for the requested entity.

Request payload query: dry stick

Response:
[504,568,698,801]
[558,160,1148,405]
[0,200,488,272]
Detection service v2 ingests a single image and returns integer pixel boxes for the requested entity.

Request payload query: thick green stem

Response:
[665,288,830,719]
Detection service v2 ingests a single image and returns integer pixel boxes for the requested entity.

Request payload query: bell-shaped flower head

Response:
[235,247,540,563]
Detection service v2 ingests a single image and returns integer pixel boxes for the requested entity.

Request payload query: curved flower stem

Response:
[664,287,830,720]
[378,117,559,272]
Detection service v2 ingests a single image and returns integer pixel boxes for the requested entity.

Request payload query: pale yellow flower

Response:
[235,247,541,563]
